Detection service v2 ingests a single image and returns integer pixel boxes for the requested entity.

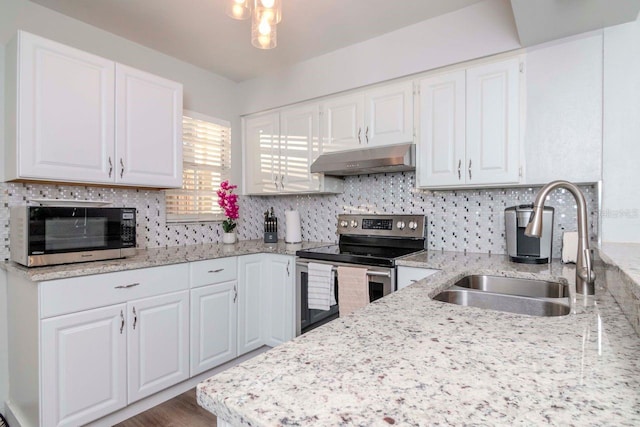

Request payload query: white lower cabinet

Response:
[126,291,189,403]
[189,257,239,376]
[41,304,127,427]
[238,254,296,352]
[263,255,295,347]
[8,254,296,427]
[237,254,266,354]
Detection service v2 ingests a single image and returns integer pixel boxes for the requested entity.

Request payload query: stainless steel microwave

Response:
[10,206,137,267]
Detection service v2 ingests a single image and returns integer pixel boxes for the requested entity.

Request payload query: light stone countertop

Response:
[0,240,330,282]
[197,250,640,426]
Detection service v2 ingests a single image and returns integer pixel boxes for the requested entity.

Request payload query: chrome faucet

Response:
[525,180,595,295]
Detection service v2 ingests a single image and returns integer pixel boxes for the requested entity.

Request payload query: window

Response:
[165,111,231,223]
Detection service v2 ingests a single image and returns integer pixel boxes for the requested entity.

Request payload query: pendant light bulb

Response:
[226,0,251,20]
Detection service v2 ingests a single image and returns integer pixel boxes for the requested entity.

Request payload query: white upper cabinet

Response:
[115,65,183,187]
[321,82,414,153]
[417,57,521,188]
[244,112,281,194]
[466,59,520,185]
[243,106,343,195]
[364,82,414,146]
[4,31,183,188]
[321,93,364,152]
[417,70,466,186]
[280,104,321,192]
[8,31,115,183]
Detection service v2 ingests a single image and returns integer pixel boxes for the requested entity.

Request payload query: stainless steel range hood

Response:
[310,143,415,176]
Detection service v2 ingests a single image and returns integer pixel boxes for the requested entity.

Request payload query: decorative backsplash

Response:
[0,172,599,261]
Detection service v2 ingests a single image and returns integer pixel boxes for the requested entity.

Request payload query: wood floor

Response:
[115,389,217,427]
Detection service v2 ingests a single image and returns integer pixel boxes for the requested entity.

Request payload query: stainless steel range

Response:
[295,214,426,334]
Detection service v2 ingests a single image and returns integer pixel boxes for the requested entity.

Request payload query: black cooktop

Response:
[296,242,424,268]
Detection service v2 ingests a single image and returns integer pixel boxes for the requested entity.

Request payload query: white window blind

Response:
[166,111,231,223]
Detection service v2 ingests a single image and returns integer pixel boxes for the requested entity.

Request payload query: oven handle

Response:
[295,261,391,278]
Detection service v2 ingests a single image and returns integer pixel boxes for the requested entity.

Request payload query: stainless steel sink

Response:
[432,275,571,317]
[433,289,570,317]
[454,275,569,298]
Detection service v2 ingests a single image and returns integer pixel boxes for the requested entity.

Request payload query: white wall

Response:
[602,18,640,243]
[523,31,603,185]
[237,0,521,114]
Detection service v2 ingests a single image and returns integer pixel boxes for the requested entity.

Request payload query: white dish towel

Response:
[307,262,335,311]
[337,266,369,317]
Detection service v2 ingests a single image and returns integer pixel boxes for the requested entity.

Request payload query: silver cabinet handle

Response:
[274,179,278,190]
[457,159,462,180]
[280,175,284,190]
[120,310,125,334]
[468,159,472,180]
[233,285,238,303]
[120,158,125,178]
[286,260,290,277]
[208,269,224,273]
[365,126,369,143]
[115,283,140,289]
[108,157,113,178]
[357,128,362,144]
[132,307,137,330]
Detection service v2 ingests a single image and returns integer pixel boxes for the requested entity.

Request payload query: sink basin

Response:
[432,275,571,317]
[433,289,570,317]
[454,275,569,298]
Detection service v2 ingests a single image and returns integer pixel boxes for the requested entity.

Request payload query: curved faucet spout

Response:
[524,180,595,295]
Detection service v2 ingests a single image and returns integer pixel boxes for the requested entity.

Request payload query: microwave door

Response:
[45,216,109,251]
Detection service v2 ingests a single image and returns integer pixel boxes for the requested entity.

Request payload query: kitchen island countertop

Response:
[197,250,640,426]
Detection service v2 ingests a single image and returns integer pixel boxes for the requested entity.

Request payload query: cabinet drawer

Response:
[190,257,237,288]
[40,263,189,318]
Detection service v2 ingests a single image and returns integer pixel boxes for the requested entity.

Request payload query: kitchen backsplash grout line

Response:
[0,172,598,261]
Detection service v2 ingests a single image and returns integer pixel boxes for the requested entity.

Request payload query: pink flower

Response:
[218,181,239,232]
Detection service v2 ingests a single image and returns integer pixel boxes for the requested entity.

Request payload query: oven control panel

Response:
[337,214,426,238]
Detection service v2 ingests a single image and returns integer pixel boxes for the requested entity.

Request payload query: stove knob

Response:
[340,220,349,228]
[409,221,418,230]
[350,220,358,228]
[396,221,405,230]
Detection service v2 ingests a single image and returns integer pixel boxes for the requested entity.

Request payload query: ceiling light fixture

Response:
[226,0,282,50]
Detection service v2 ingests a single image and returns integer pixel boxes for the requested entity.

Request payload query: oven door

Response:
[295,259,395,336]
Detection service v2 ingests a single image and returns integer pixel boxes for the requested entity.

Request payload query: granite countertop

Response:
[0,239,331,282]
[197,250,640,426]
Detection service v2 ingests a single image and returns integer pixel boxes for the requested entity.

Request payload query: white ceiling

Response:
[29,0,487,82]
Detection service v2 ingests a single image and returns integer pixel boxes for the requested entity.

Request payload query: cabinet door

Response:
[17,32,115,183]
[466,58,521,185]
[364,82,414,146]
[237,254,265,354]
[115,64,183,188]
[244,113,281,194]
[263,255,295,347]
[41,304,126,427]
[190,281,238,376]
[127,290,189,403]
[321,93,364,153]
[280,104,320,192]
[417,71,466,187]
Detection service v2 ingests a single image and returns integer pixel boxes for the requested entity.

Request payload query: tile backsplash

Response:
[0,172,599,261]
